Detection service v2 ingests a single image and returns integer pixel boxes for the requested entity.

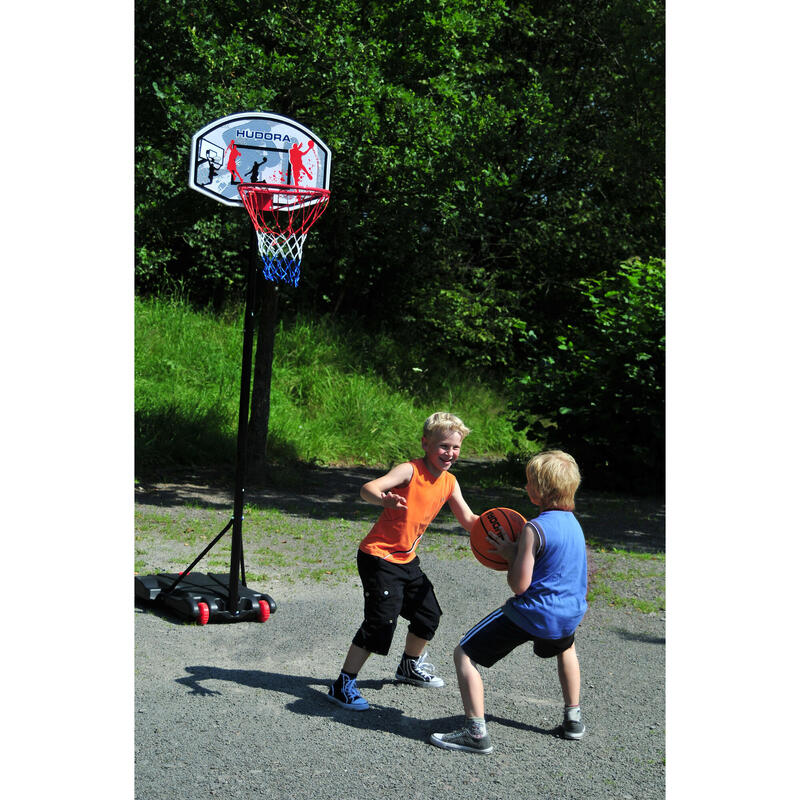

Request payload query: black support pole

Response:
[228,226,260,614]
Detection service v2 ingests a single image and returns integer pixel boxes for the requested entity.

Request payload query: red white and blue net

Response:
[238,183,330,287]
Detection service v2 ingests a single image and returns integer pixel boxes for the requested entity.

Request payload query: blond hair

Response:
[526,450,581,511]
[422,412,471,441]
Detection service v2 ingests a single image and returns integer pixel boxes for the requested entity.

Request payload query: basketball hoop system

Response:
[238,183,331,287]
[136,115,332,626]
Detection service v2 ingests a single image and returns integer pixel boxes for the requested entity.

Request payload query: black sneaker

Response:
[394,651,444,687]
[326,673,369,711]
[429,728,494,754]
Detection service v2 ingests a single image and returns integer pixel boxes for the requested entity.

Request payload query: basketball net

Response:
[238,183,331,287]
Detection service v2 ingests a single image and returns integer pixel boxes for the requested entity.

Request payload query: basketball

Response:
[470,507,527,570]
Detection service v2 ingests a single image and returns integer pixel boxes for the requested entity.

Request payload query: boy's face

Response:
[422,431,464,475]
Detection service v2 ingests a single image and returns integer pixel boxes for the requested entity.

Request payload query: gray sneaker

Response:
[430,728,494,754]
[394,651,444,688]
[561,714,586,740]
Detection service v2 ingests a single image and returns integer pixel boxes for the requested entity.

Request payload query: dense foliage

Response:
[512,256,665,490]
[135,0,664,490]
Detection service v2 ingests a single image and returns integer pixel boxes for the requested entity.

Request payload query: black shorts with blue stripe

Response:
[459,607,575,666]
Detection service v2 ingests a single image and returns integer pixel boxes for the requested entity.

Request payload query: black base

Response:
[135,572,277,625]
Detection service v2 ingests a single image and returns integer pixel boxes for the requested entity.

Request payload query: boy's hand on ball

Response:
[487,529,517,562]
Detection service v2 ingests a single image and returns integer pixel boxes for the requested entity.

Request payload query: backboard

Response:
[189,112,331,208]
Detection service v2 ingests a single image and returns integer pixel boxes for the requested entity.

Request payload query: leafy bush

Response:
[510,257,665,492]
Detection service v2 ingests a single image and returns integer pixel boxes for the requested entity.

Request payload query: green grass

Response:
[135,503,665,612]
[136,295,525,471]
[587,548,665,614]
[134,505,368,583]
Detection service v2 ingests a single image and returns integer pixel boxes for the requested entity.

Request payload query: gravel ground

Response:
[135,465,665,799]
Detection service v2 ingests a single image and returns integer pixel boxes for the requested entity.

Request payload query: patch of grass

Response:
[588,585,663,614]
[134,508,229,542]
[135,502,665,609]
[135,473,664,611]
[135,504,367,584]
[423,539,473,562]
[602,547,665,561]
[587,548,665,614]
[136,295,526,471]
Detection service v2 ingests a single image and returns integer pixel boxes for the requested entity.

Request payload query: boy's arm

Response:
[447,478,480,532]
[360,462,414,509]
[490,523,538,595]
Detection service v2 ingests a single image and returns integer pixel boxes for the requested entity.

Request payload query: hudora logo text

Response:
[236,129,292,142]
[486,511,502,534]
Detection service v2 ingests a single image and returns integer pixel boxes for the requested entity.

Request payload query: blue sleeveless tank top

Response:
[503,510,587,639]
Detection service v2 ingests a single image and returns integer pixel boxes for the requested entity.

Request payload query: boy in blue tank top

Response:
[430,450,588,754]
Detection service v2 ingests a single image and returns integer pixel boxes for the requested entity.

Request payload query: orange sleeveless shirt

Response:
[359,458,455,564]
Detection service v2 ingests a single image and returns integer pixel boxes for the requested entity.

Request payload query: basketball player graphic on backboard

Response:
[289,140,315,185]
[225,140,245,185]
[248,156,268,183]
[197,148,221,186]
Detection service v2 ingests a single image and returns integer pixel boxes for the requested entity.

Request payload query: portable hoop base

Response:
[135,573,276,625]
[135,225,276,626]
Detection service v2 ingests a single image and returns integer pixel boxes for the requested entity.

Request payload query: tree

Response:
[135,0,665,485]
[510,257,665,491]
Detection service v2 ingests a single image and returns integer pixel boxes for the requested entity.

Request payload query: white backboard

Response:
[189,112,331,207]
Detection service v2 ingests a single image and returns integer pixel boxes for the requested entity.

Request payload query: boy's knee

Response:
[559,642,576,658]
[453,644,470,667]
[407,614,440,642]
[534,632,576,659]
[406,587,442,641]
[353,619,398,656]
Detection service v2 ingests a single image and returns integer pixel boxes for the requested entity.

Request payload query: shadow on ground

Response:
[135,459,664,553]
[174,665,562,742]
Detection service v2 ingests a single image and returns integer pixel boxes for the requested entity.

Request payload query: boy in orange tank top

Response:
[326,412,480,710]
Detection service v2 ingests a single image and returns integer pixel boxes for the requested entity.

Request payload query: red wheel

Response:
[197,601,210,625]
[258,599,271,622]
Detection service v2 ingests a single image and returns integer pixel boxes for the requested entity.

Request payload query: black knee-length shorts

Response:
[352,549,443,656]
[459,607,576,666]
